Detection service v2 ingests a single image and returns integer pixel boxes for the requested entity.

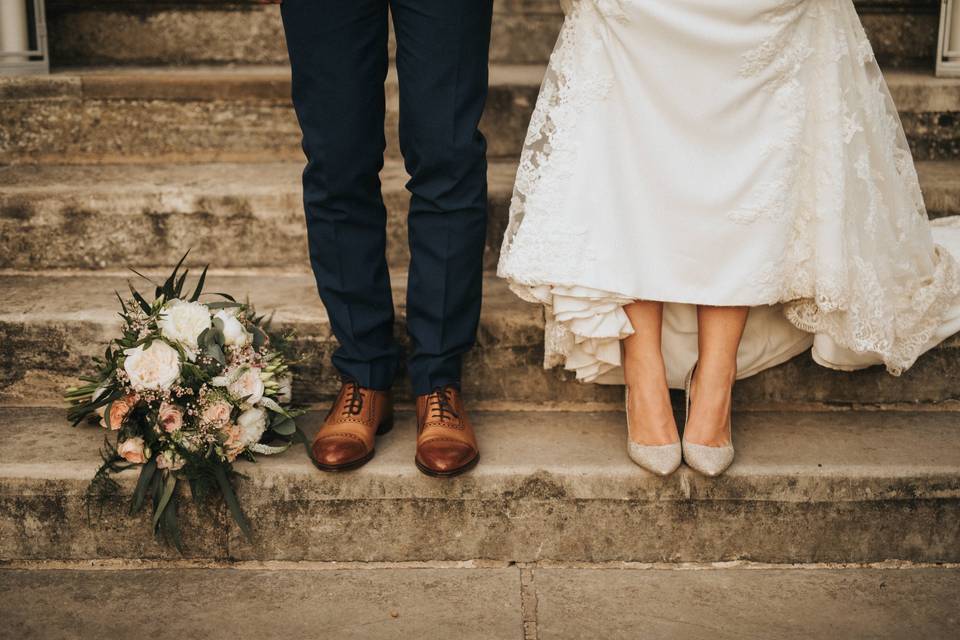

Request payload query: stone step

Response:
[3,159,958,272]
[1,563,958,639]
[2,66,957,165]
[44,0,941,69]
[1,406,958,563]
[1,272,959,407]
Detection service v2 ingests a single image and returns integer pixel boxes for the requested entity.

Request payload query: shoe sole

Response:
[414,453,480,478]
[309,418,394,472]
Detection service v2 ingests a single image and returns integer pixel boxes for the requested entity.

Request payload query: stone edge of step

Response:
[1,66,956,108]
[2,406,959,504]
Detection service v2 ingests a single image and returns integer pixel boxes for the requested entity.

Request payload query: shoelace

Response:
[340,379,364,416]
[428,386,460,423]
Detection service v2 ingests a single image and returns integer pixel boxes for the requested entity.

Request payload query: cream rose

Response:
[159,299,211,359]
[214,309,252,348]
[227,366,265,406]
[117,437,149,464]
[156,449,185,471]
[236,407,268,448]
[158,401,184,433]
[202,400,233,426]
[124,341,181,391]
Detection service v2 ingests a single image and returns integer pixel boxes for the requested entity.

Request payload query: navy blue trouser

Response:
[281,0,493,396]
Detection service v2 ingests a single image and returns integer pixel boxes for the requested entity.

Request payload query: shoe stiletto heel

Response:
[625,387,682,477]
[681,363,735,477]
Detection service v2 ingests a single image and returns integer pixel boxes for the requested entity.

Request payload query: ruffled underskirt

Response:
[508,218,960,388]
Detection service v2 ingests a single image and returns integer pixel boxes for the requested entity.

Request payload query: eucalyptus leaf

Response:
[152,472,177,531]
[130,457,158,515]
[252,325,266,350]
[161,491,184,553]
[207,342,226,367]
[190,265,208,302]
[128,268,159,287]
[270,416,296,436]
[129,284,152,315]
[162,251,190,298]
[206,301,243,310]
[175,269,189,298]
[214,466,252,541]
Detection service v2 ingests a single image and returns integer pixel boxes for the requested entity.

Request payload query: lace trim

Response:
[499,1,626,363]
[758,0,960,374]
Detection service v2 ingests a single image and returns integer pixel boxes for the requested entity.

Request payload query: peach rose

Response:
[158,402,184,433]
[221,423,243,462]
[202,400,233,426]
[101,394,139,430]
[117,437,148,464]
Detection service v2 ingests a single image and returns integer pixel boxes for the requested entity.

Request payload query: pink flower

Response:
[100,394,139,430]
[117,437,148,464]
[202,400,233,426]
[158,402,184,433]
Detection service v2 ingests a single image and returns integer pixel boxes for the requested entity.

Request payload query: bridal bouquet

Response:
[65,254,302,550]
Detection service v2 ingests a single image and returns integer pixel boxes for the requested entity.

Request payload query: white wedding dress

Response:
[498,0,960,387]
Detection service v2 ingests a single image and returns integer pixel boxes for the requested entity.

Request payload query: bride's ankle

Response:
[623,359,668,392]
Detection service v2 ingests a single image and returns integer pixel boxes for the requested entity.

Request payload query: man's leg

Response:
[392,0,492,478]
[391,0,494,396]
[281,0,398,390]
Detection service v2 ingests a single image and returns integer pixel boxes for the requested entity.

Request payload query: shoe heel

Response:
[377,418,394,436]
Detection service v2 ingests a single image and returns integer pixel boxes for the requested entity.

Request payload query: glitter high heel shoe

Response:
[625,386,682,477]
[681,364,735,477]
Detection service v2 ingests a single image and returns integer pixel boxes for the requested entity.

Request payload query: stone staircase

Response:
[1,1,959,638]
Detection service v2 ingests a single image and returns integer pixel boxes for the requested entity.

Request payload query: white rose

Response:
[124,341,181,391]
[159,299,211,359]
[214,309,252,347]
[227,366,265,406]
[277,374,293,404]
[236,407,267,447]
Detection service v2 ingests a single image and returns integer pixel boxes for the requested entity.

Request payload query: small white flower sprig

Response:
[64,252,304,551]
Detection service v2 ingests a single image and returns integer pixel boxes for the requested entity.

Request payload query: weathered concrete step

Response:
[1,67,957,165]
[0,160,517,271]
[46,0,565,68]
[44,0,940,70]
[3,160,958,272]
[2,564,959,640]
[1,406,958,562]
[532,565,960,640]
[1,272,959,406]
[0,564,524,640]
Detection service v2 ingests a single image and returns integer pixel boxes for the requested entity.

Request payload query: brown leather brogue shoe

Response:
[415,385,479,477]
[311,379,393,471]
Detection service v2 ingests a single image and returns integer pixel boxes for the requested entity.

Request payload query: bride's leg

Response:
[685,305,749,446]
[623,301,679,445]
